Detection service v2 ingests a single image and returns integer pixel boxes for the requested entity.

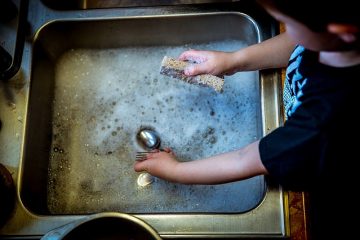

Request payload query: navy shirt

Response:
[259,46,359,238]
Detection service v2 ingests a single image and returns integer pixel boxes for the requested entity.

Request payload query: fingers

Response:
[179,50,220,76]
[178,49,207,63]
[163,147,171,153]
[134,152,161,173]
[134,149,179,182]
[134,147,174,172]
[184,63,211,76]
[134,152,156,172]
[179,50,211,76]
[163,147,175,156]
[134,160,147,172]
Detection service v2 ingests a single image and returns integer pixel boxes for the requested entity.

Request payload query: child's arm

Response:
[179,32,295,76]
[134,141,267,184]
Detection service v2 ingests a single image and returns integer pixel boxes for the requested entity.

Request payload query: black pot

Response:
[41,212,162,240]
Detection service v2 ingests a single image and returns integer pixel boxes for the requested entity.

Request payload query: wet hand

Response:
[134,148,180,181]
[178,49,236,76]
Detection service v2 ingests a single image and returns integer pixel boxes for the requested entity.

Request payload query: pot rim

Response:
[41,212,162,240]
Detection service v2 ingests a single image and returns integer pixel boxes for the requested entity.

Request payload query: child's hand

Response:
[179,49,237,76]
[134,148,180,182]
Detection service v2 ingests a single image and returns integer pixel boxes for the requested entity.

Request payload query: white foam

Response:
[47,40,263,213]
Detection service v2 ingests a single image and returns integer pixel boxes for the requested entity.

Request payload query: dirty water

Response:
[47,40,264,214]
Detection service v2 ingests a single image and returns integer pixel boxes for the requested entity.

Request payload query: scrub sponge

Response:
[160,56,224,93]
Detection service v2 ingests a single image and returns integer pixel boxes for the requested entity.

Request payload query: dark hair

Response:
[257,0,360,31]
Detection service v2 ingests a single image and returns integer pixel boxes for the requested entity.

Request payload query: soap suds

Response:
[47,40,264,214]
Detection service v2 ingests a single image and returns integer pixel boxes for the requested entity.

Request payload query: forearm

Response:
[231,32,295,71]
[172,141,268,184]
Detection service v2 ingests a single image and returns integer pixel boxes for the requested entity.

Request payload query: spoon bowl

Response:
[136,129,161,150]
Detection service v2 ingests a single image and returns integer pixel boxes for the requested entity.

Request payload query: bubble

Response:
[47,40,261,214]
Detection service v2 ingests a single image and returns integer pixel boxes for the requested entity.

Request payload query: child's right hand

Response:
[134,148,180,182]
[179,49,238,76]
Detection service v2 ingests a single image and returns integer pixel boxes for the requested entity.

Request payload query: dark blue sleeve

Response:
[259,123,321,190]
[259,89,333,190]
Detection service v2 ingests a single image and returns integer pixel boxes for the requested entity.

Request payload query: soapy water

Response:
[47,40,264,214]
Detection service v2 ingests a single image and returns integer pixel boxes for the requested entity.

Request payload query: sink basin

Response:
[22,12,264,215]
[12,8,285,238]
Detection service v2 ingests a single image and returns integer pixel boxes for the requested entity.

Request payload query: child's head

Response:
[257,0,360,51]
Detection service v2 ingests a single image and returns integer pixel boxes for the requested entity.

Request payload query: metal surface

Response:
[23,13,265,215]
[0,0,287,239]
[137,129,161,150]
[0,0,29,81]
[41,0,241,10]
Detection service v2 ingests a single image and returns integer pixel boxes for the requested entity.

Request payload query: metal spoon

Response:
[136,129,161,150]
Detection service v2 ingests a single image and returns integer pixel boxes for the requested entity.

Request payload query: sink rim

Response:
[3,9,286,239]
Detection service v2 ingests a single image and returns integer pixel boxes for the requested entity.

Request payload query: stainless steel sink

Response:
[23,13,266,215]
[0,1,286,238]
